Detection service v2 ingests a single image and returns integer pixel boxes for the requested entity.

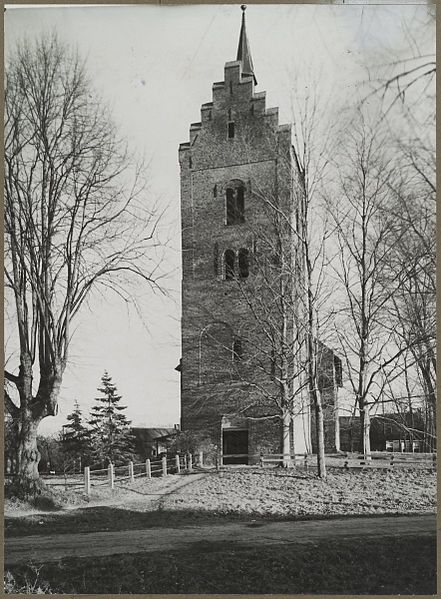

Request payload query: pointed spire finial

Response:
[236,5,257,85]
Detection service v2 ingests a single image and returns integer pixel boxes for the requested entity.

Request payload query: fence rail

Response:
[6,449,433,494]
[260,451,436,470]
[35,452,198,496]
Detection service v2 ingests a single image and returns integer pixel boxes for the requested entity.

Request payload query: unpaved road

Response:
[5,514,436,566]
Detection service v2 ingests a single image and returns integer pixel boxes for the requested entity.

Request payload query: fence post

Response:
[108,463,114,489]
[199,451,203,468]
[259,453,263,468]
[84,466,91,496]
[304,455,308,472]
[175,454,181,474]
[184,454,188,470]
[129,461,135,483]
[146,459,151,479]
[162,456,167,476]
[432,453,436,472]
[188,453,193,472]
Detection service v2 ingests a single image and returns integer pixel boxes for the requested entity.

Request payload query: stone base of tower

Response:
[181,404,341,465]
[181,413,283,466]
[182,402,340,464]
[180,369,340,461]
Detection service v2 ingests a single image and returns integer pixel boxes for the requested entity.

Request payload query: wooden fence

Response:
[260,451,436,470]
[40,452,200,496]
[8,449,434,493]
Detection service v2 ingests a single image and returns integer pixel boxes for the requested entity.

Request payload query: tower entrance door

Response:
[222,429,249,465]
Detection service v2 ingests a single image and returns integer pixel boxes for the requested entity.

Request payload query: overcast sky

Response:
[4,2,434,434]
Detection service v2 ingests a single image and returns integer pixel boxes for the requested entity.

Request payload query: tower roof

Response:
[236,5,257,85]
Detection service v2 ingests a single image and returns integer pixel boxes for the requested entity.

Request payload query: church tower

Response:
[179,7,338,463]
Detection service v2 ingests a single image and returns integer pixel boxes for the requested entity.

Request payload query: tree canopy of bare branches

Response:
[329,112,411,457]
[4,34,164,493]
[362,6,435,116]
[379,106,436,447]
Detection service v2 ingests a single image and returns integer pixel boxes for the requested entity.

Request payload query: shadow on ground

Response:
[5,534,436,594]
[5,503,429,538]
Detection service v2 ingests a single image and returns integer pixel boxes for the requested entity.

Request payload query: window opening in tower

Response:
[238,248,249,278]
[226,186,245,225]
[224,249,235,280]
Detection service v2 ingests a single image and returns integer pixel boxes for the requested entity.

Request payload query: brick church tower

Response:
[178,7,340,464]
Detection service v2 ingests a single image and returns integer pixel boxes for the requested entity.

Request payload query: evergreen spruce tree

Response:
[61,401,91,471]
[89,371,135,466]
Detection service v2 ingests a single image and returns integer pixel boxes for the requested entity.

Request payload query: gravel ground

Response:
[158,467,436,517]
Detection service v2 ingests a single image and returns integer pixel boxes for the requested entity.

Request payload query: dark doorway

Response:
[222,429,249,464]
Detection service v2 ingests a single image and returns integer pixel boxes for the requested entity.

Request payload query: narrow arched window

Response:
[226,188,235,224]
[236,187,244,221]
[226,182,245,225]
[238,248,249,279]
[228,122,235,139]
[224,249,235,280]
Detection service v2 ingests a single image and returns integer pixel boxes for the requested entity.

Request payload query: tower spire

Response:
[236,5,257,85]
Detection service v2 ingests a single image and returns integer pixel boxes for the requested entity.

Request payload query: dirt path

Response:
[5,472,209,518]
[5,514,436,566]
[105,472,208,510]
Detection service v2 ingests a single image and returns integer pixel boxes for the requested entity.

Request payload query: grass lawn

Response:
[6,534,436,594]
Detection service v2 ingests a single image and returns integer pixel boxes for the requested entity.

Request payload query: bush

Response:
[4,566,53,594]
[32,494,62,512]
[167,431,219,465]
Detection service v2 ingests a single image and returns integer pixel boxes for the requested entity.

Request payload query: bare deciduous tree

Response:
[4,34,164,494]
[380,109,436,448]
[362,5,435,115]
[329,112,409,458]
[291,82,338,479]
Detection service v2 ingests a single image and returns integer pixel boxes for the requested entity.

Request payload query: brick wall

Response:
[179,58,338,459]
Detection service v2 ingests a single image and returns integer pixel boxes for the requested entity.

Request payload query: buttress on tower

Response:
[178,7,340,464]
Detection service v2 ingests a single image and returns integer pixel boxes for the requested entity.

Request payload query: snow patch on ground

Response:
[5,467,436,518]
[158,467,436,517]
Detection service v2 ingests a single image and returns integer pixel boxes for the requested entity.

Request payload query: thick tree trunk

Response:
[7,413,45,497]
[17,417,41,480]
[8,361,64,497]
